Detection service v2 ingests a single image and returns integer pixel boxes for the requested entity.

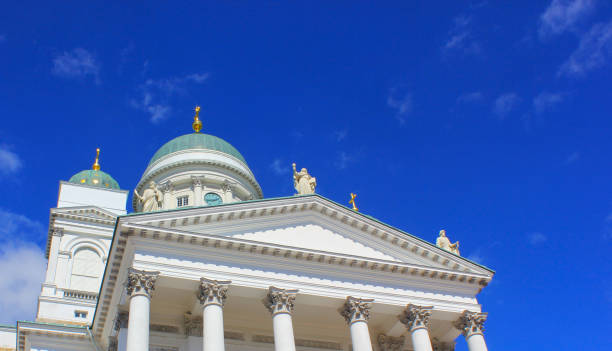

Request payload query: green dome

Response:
[148,133,247,166]
[69,170,120,189]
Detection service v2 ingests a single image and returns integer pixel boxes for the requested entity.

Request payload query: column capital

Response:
[340,296,374,325]
[113,311,129,331]
[161,180,174,193]
[198,277,231,307]
[264,286,298,315]
[191,176,203,187]
[399,304,433,331]
[377,333,404,351]
[454,310,487,338]
[126,268,159,298]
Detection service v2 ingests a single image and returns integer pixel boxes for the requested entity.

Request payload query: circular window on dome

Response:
[204,193,223,206]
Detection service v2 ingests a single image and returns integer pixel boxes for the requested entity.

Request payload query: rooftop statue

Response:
[436,229,460,255]
[292,163,316,195]
[135,181,163,212]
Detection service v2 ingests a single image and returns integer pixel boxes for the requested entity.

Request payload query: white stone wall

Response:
[0,326,16,349]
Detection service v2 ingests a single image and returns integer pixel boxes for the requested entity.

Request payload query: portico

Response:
[94,194,493,351]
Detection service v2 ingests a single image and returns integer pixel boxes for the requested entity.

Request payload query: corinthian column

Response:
[125,268,159,351]
[198,278,231,351]
[192,176,203,206]
[339,296,374,351]
[399,304,434,351]
[263,286,298,351]
[454,311,488,351]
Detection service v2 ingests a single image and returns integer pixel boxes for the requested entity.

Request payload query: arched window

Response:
[70,248,103,292]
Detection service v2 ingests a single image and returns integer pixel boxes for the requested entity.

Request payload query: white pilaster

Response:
[221,182,233,204]
[125,268,159,351]
[264,286,298,351]
[44,229,63,284]
[455,311,488,351]
[161,181,174,210]
[114,311,128,351]
[399,304,434,351]
[198,278,231,351]
[339,296,374,351]
[192,177,203,206]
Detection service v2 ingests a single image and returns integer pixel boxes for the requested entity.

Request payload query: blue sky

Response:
[0,1,611,349]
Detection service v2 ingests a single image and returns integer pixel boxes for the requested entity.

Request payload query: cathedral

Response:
[0,108,494,351]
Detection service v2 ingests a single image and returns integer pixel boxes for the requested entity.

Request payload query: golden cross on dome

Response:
[349,193,358,211]
[92,148,101,171]
[193,106,203,133]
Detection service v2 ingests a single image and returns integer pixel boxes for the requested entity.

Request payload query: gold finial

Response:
[192,106,202,133]
[349,193,358,211]
[92,148,101,171]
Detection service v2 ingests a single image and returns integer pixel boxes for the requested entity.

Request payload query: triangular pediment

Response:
[123,195,493,277]
[54,206,118,221]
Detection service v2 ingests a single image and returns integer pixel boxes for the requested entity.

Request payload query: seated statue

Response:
[134,181,163,212]
[436,230,460,255]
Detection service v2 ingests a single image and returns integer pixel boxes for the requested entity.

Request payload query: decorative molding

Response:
[52,228,64,237]
[263,286,298,315]
[224,331,244,340]
[161,181,174,193]
[58,250,72,258]
[252,335,274,343]
[340,296,373,324]
[454,310,487,338]
[198,277,231,307]
[113,311,128,331]
[183,311,202,337]
[399,304,433,331]
[432,338,455,351]
[191,176,202,188]
[150,324,179,334]
[296,339,342,350]
[377,333,404,351]
[107,337,117,351]
[125,268,159,298]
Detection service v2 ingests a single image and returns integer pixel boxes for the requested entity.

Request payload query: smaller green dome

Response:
[69,170,120,189]
[148,133,247,166]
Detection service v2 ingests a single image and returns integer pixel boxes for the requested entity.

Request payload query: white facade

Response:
[4,131,494,351]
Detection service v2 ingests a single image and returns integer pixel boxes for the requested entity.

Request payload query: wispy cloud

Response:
[387,90,412,125]
[533,91,564,114]
[565,151,581,164]
[0,209,46,324]
[558,20,612,77]
[457,91,484,104]
[528,232,548,245]
[52,48,100,84]
[0,146,22,176]
[269,158,289,175]
[493,93,521,119]
[131,73,209,123]
[334,129,348,142]
[334,151,354,170]
[467,249,485,264]
[442,15,482,56]
[538,0,595,39]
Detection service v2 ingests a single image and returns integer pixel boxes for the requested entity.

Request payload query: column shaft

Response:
[203,304,225,351]
[410,328,433,351]
[272,313,296,351]
[466,334,488,351]
[126,294,150,351]
[349,321,373,351]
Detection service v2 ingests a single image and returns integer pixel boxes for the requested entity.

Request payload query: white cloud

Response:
[539,0,595,39]
[131,73,209,123]
[457,91,484,104]
[52,48,100,84]
[269,159,289,175]
[0,146,22,176]
[558,20,612,77]
[493,93,521,119]
[528,232,548,245]
[533,91,564,114]
[0,209,46,325]
[387,92,412,125]
[442,15,482,56]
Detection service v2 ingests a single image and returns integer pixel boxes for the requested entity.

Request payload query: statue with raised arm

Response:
[292,163,316,195]
[436,230,460,255]
[134,181,163,212]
